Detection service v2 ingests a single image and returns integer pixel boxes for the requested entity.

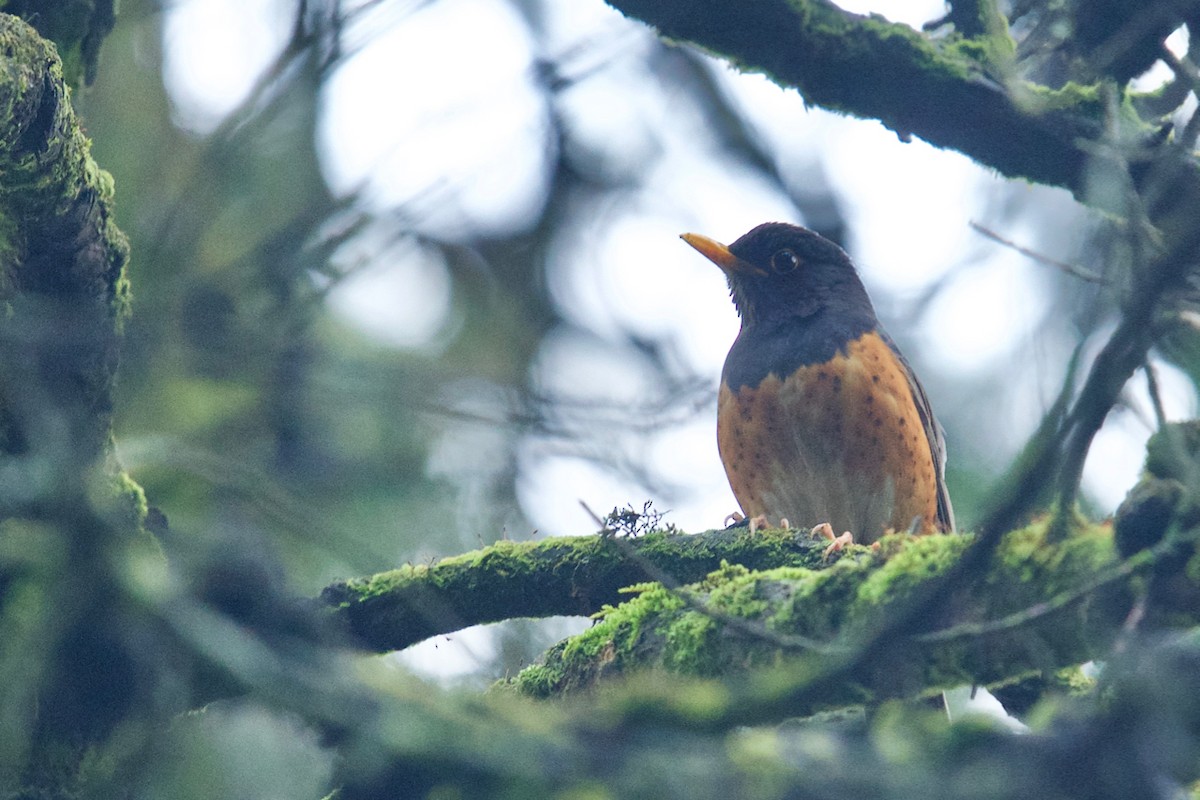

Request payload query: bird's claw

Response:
[728,514,794,533]
[748,515,770,533]
[811,522,855,558]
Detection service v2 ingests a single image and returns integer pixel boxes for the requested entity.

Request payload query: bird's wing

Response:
[881,331,955,533]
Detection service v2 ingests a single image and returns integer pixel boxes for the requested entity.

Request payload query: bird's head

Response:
[681,222,872,327]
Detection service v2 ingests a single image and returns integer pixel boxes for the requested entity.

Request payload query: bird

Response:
[681,222,954,551]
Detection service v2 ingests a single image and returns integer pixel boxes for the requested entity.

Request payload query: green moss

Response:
[943,1,1016,74]
[759,564,852,641]
[576,585,683,657]
[989,517,1114,598]
[1013,80,1104,114]
[113,470,148,527]
[350,564,429,600]
[678,0,979,116]
[517,520,1122,701]
[512,563,789,695]
[857,534,967,607]
[694,560,750,589]
[662,611,721,674]
[83,468,153,540]
[327,526,840,653]
[0,16,132,468]
[1053,664,1097,696]
[1144,421,1200,482]
[513,583,691,697]
[2,0,117,89]
[609,0,1181,197]
[713,578,771,618]
[111,254,133,327]
[509,661,562,699]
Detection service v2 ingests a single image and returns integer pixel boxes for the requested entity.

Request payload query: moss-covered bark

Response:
[0,13,130,492]
[603,0,1200,237]
[510,519,1199,717]
[2,1,118,86]
[321,507,1200,720]
[0,13,154,796]
[321,526,831,651]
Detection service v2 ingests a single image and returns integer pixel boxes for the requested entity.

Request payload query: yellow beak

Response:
[680,233,763,275]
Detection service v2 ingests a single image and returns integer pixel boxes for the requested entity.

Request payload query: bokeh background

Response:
[78,0,1196,683]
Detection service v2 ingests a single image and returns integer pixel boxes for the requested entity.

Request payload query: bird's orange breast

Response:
[717,330,938,542]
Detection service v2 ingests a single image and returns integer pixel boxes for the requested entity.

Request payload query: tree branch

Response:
[606,0,1107,193]
[513,520,1199,722]
[320,527,830,651]
[604,0,1200,228]
[0,13,131,493]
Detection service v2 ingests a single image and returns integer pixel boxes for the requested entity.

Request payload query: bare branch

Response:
[969,221,1108,284]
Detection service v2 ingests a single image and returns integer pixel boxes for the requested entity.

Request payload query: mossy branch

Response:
[512,520,1200,721]
[321,521,1200,797]
[321,506,1200,721]
[320,527,830,652]
[240,518,1200,798]
[604,0,1200,225]
[0,14,130,481]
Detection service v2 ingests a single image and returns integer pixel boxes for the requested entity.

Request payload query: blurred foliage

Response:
[2,0,1200,797]
[83,0,457,589]
[77,0,957,596]
[77,0,912,596]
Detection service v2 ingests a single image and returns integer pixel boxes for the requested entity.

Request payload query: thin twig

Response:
[1159,45,1200,89]
[1180,106,1200,152]
[1162,40,1200,148]
[1143,359,1169,429]
[969,221,1108,284]
[915,527,1188,643]
[917,519,1200,648]
[1055,237,1200,518]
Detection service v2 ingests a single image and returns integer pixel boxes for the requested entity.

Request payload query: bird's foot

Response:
[727,513,793,533]
[748,515,772,533]
[727,512,783,533]
[811,523,855,558]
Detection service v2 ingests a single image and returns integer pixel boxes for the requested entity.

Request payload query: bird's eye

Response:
[771,249,800,274]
